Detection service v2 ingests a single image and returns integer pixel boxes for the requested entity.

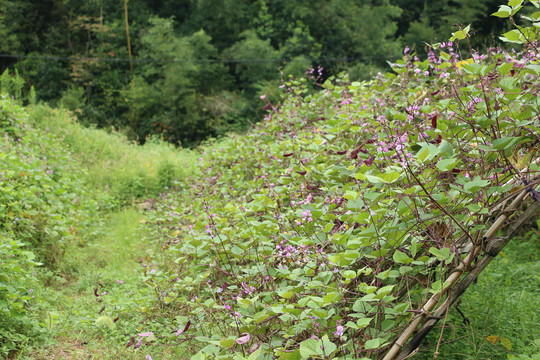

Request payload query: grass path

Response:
[17,207,171,360]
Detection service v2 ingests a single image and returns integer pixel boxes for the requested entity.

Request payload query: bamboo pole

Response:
[124,0,133,73]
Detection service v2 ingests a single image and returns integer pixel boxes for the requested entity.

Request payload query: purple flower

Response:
[236,333,251,344]
[335,325,344,337]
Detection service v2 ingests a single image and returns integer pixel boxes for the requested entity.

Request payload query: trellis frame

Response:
[383,175,540,360]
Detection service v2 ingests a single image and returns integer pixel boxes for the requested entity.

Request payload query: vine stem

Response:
[405,166,475,244]
[433,302,450,359]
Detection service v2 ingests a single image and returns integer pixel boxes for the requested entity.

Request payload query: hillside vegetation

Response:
[0,0,516,145]
[0,97,197,357]
[0,1,539,359]
[132,3,540,359]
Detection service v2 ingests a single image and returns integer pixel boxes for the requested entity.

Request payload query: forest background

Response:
[0,0,511,145]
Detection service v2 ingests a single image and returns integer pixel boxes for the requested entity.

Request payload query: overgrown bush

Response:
[0,96,108,355]
[0,237,41,356]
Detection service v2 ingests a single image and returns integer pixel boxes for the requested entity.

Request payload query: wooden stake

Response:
[124,0,132,73]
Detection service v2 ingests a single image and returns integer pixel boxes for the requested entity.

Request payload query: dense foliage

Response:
[0,96,107,355]
[0,95,197,356]
[134,2,540,359]
[0,0,515,145]
[0,1,539,359]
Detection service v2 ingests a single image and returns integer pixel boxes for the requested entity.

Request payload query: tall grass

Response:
[26,105,199,204]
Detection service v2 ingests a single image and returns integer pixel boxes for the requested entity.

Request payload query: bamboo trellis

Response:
[383,171,540,360]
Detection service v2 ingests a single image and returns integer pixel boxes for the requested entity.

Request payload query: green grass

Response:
[0,101,199,358]
[26,105,199,205]
[18,207,191,360]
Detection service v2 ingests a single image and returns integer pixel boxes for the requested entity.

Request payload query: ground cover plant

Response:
[135,2,540,359]
[0,1,538,359]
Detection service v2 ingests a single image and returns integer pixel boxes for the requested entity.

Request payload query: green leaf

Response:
[365,338,382,349]
[491,11,510,17]
[379,171,401,183]
[323,292,340,304]
[355,171,367,180]
[436,158,458,172]
[300,338,322,357]
[498,62,514,75]
[500,337,512,350]
[492,137,519,151]
[464,176,490,193]
[276,348,301,360]
[417,147,430,162]
[191,352,206,360]
[237,297,252,308]
[454,30,467,40]
[342,270,356,280]
[248,348,263,360]
[492,5,512,17]
[377,285,395,297]
[393,250,414,264]
[499,77,517,90]
[417,144,440,163]
[220,338,236,348]
[356,317,372,328]
[500,30,522,43]
[321,335,338,355]
[509,0,523,7]
[279,290,294,300]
